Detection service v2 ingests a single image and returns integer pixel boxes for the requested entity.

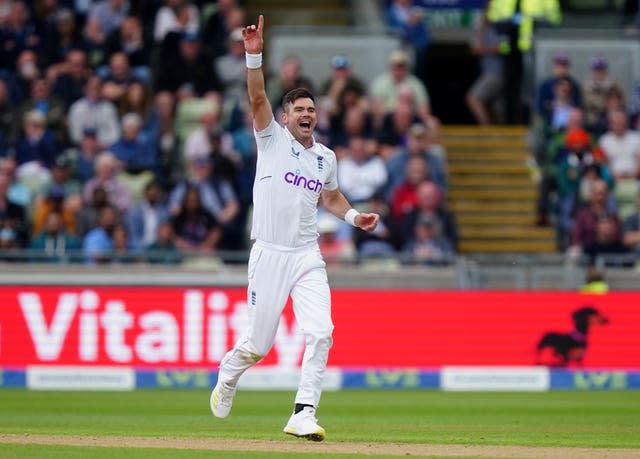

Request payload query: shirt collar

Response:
[284,126,316,152]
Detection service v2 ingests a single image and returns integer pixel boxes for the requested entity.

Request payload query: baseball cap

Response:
[388,50,410,66]
[182,31,200,42]
[330,55,350,69]
[553,53,570,65]
[48,185,66,200]
[83,127,97,137]
[53,155,70,168]
[565,128,590,149]
[591,57,607,70]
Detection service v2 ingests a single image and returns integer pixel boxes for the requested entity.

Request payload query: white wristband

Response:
[246,52,262,69]
[344,208,359,227]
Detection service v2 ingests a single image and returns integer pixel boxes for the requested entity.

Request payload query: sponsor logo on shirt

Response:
[284,169,323,193]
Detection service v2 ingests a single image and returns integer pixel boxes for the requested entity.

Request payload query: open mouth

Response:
[299,121,311,129]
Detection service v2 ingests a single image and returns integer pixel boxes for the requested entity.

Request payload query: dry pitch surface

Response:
[1,434,639,459]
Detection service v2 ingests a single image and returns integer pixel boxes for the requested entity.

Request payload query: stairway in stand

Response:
[442,125,557,253]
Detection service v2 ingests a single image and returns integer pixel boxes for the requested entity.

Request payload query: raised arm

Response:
[243,15,273,131]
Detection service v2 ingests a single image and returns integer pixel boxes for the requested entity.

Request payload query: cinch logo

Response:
[284,170,323,193]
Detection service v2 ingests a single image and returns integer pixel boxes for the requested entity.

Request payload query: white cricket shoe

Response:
[283,406,326,441]
[209,381,236,419]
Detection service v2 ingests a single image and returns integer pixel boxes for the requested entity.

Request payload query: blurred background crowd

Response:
[0,0,638,269]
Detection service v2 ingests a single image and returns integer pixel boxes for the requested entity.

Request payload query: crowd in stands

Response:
[0,0,458,267]
[532,52,640,266]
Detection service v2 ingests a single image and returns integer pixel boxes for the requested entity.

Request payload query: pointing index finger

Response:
[257,14,264,35]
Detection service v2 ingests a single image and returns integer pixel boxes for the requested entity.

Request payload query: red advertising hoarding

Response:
[1,287,638,369]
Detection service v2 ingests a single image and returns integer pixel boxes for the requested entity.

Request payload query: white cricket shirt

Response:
[251,119,338,248]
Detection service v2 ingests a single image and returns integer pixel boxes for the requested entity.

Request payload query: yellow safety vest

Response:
[487,0,562,52]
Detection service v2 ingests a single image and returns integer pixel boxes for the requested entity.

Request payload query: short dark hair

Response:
[282,88,315,113]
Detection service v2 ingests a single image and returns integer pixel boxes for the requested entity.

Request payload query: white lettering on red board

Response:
[17,290,304,367]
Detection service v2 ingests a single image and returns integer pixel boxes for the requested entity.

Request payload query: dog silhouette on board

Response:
[535,306,609,367]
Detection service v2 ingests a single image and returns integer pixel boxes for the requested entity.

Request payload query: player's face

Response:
[283,97,317,145]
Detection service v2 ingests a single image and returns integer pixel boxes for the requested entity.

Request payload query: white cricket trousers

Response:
[217,240,334,407]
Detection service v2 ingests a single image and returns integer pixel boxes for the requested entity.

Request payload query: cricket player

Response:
[210,15,379,441]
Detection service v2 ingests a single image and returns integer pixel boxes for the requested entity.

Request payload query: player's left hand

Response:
[355,213,379,232]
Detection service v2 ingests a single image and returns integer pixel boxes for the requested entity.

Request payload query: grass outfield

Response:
[0,389,639,458]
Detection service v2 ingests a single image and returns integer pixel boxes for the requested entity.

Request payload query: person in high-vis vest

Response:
[487,0,562,124]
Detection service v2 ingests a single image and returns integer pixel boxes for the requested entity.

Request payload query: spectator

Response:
[101,15,151,83]
[337,136,388,205]
[385,0,430,85]
[0,157,30,207]
[84,0,129,49]
[111,222,136,263]
[152,90,179,189]
[385,122,447,200]
[583,57,626,135]
[266,54,314,111]
[376,91,422,160]
[82,150,132,213]
[536,107,587,226]
[583,214,630,267]
[117,81,158,141]
[125,179,169,251]
[50,49,91,110]
[598,109,640,220]
[183,104,223,162]
[0,79,17,153]
[201,0,245,60]
[352,191,399,259]
[328,104,376,160]
[581,266,609,294]
[213,27,247,106]
[168,155,239,249]
[41,8,88,69]
[535,53,582,125]
[98,52,141,106]
[401,180,458,252]
[569,179,621,255]
[16,76,67,144]
[319,55,367,118]
[555,128,614,246]
[466,11,504,125]
[0,1,43,72]
[75,185,115,238]
[13,109,60,188]
[171,184,221,255]
[31,183,77,237]
[369,49,433,129]
[622,190,640,254]
[110,112,157,176]
[541,76,581,136]
[67,75,121,148]
[153,0,199,44]
[156,31,222,97]
[0,167,29,248]
[30,210,81,263]
[146,220,182,264]
[317,211,355,267]
[389,155,430,220]
[6,49,41,105]
[82,204,119,264]
[67,127,101,184]
[401,214,454,266]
